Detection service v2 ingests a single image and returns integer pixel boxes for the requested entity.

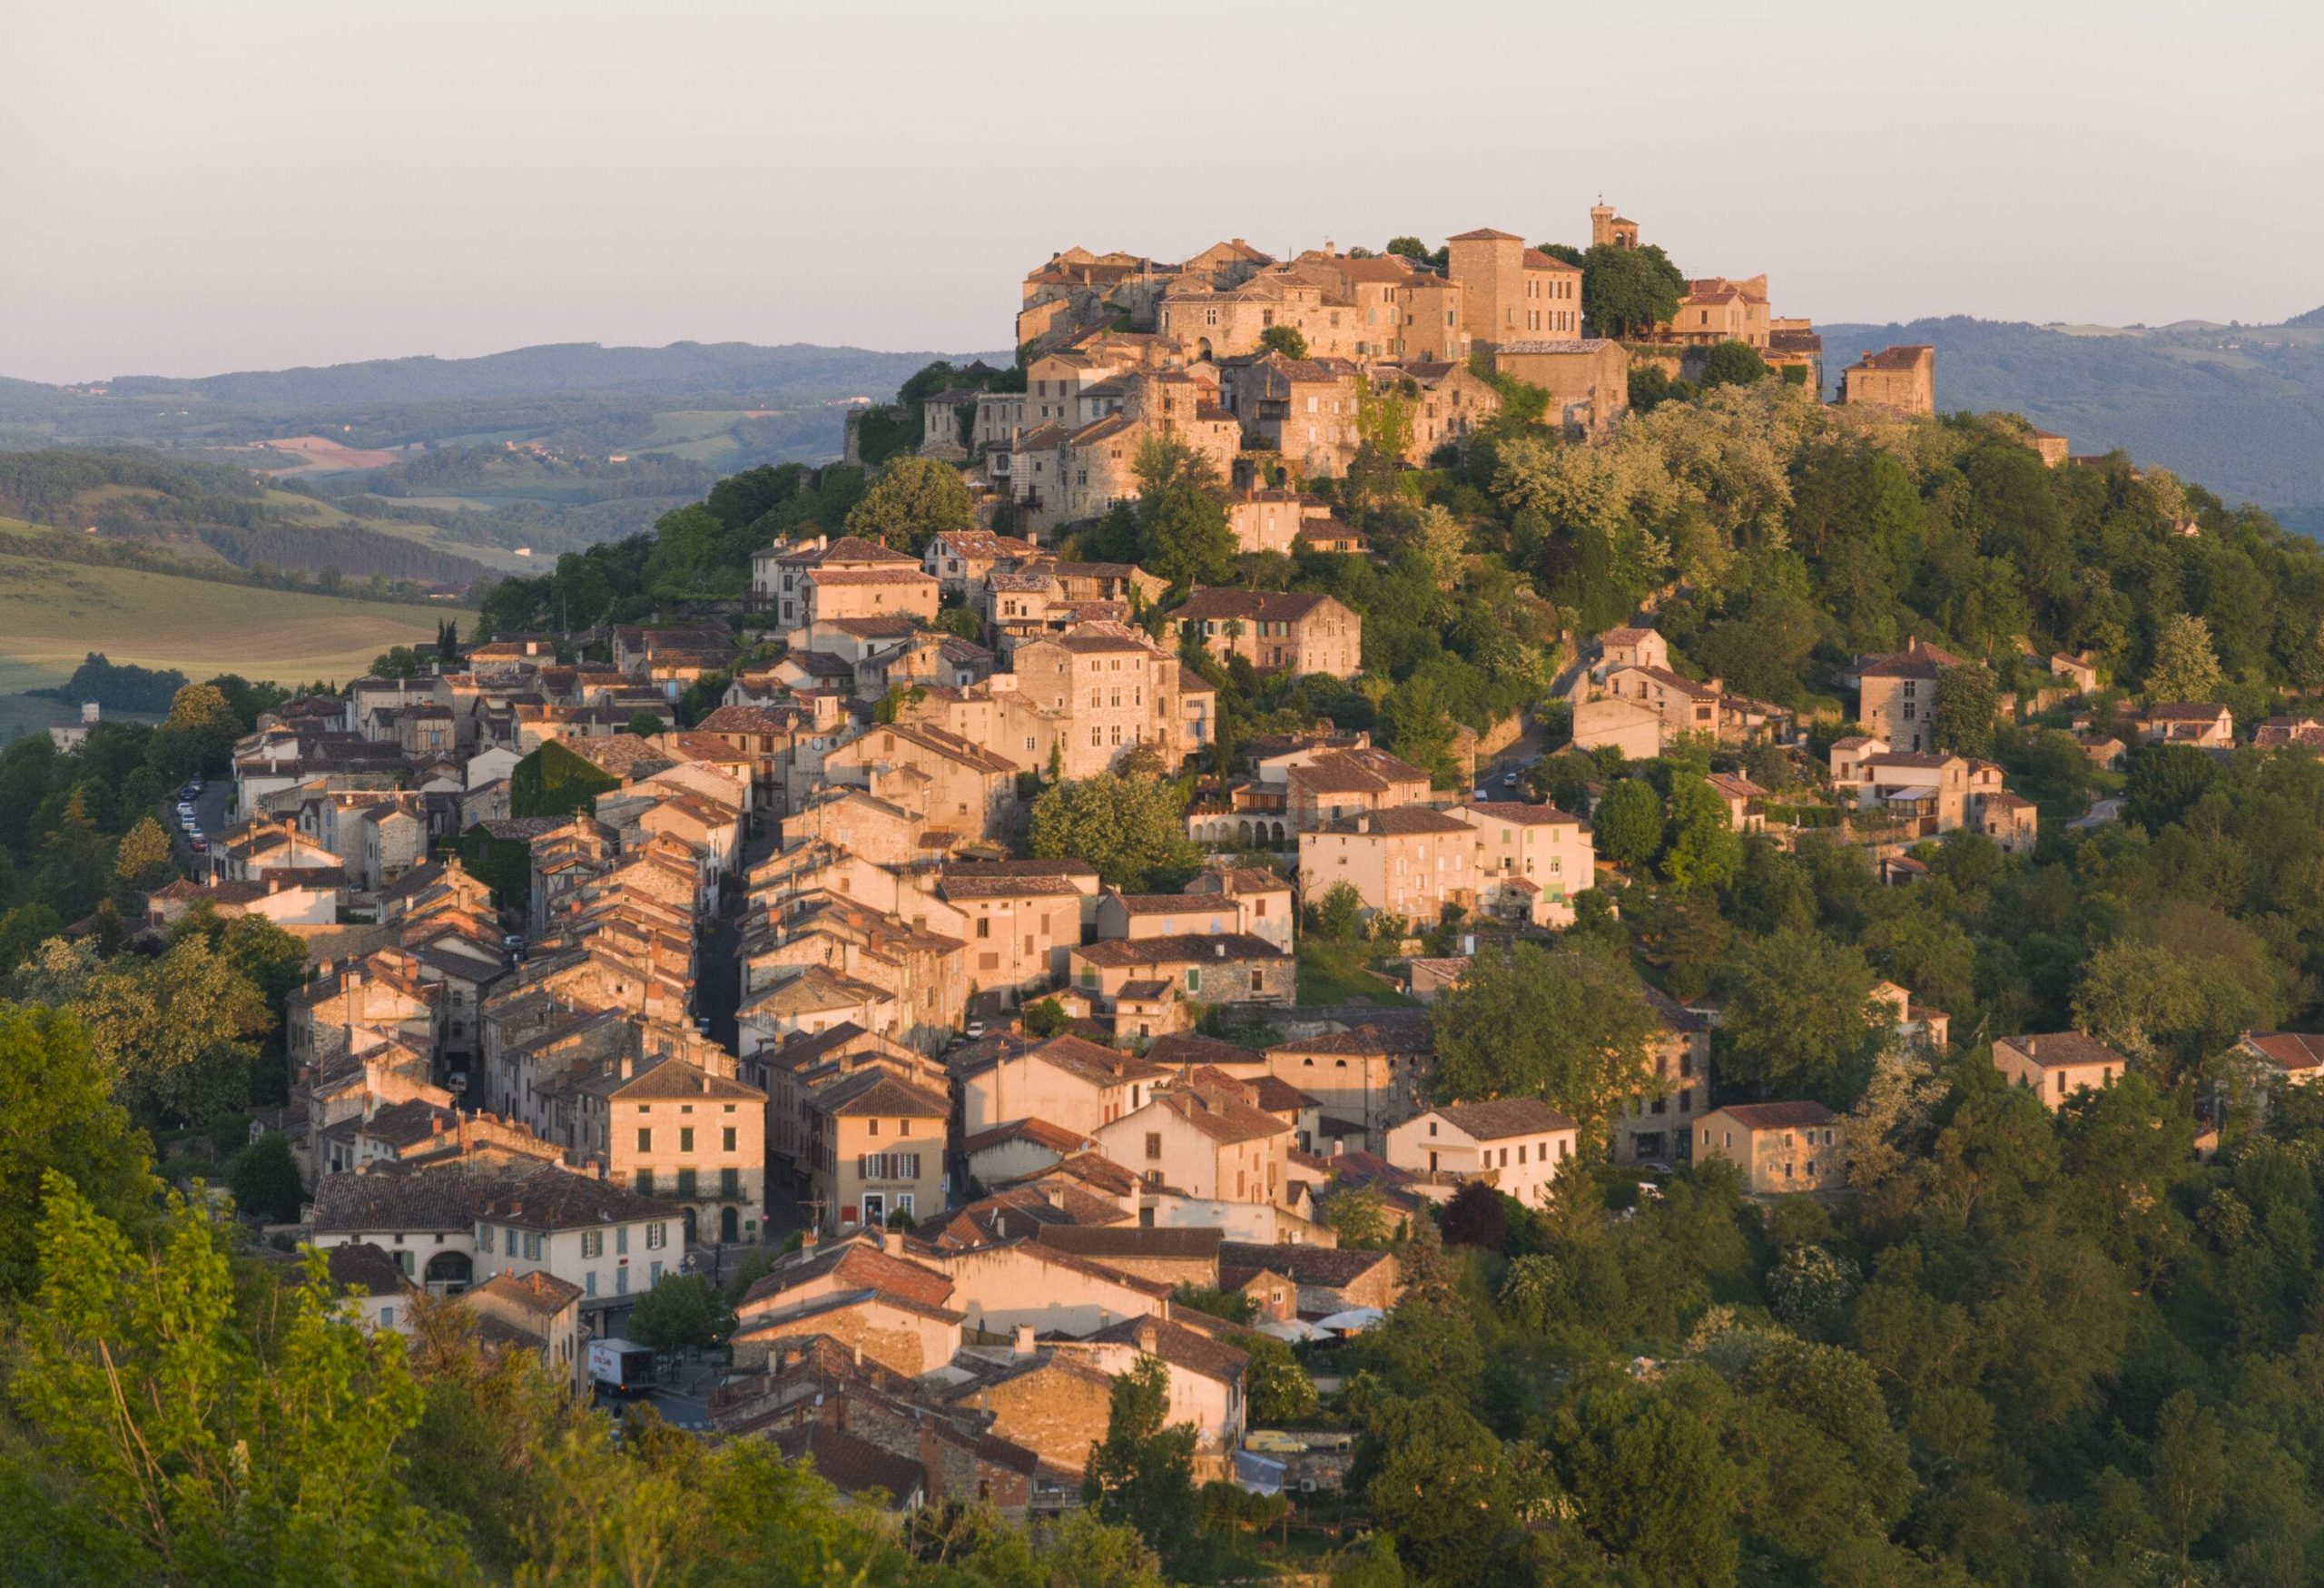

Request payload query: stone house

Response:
[569,1055,767,1246]
[1454,802,1594,927]
[806,1069,950,1234]
[957,1034,1169,1139]
[938,859,1102,996]
[457,1269,585,1393]
[1830,738,1970,836]
[1264,1022,1434,1149]
[1179,867,1295,953]
[921,529,1042,599]
[1094,1085,1294,1204]
[1992,1032,2130,1111]
[940,1351,1118,1476]
[1487,339,1631,433]
[1702,773,1769,834]
[1283,746,1433,831]
[1602,664,1721,741]
[1695,1102,1841,1194]
[1298,806,1477,924]
[1571,696,1665,759]
[1385,1098,1578,1207]
[1168,588,1362,679]
[2142,702,2234,749]
[752,536,922,627]
[1224,488,1332,556]
[1008,631,1196,776]
[1661,275,1771,348]
[930,1239,1171,1338]
[1842,345,1936,415]
[1217,1242,1402,1320]
[1614,988,1712,1166]
[1068,933,1295,1012]
[822,722,1019,842]
[1443,229,1583,346]
[962,1117,1101,1190]
[1853,638,1962,753]
[1596,626,1669,678]
[1223,353,1366,477]
[732,1286,964,1378]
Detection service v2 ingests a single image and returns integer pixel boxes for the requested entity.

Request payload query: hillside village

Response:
[22,202,2324,1583]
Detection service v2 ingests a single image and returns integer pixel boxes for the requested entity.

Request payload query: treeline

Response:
[34,652,187,714]
[193,520,494,587]
[0,445,267,522]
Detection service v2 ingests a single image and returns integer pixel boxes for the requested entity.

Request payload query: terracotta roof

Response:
[1088,1312,1249,1384]
[1033,1225,1225,1261]
[467,1267,583,1314]
[1435,1097,1576,1139]
[1446,227,1524,242]
[1857,640,1963,679]
[1218,1241,1394,1288]
[1998,1032,2130,1070]
[810,567,936,588]
[2244,1032,2324,1072]
[1142,1087,1292,1146]
[961,1117,1095,1157]
[1073,932,1286,968]
[324,1242,409,1297]
[811,1070,948,1119]
[1147,1033,1265,1071]
[1851,345,1934,370]
[1313,807,1471,837]
[940,860,1097,898]
[740,1238,956,1313]
[773,1425,926,1503]
[1716,1100,1837,1130]
[1270,1021,1434,1058]
[1174,587,1335,624]
[1460,800,1581,826]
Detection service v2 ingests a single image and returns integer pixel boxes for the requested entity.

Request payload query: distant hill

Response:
[0,340,1007,549]
[1819,312,2324,535]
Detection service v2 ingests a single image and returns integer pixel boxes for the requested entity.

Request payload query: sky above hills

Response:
[5,0,2319,385]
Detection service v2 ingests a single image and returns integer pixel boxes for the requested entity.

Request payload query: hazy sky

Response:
[5,0,2319,384]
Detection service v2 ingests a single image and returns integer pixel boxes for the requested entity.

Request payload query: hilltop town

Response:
[15,203,2324,1585]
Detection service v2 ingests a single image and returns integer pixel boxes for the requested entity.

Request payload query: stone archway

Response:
[719,1205,739,1243]
[423,1249,472,1297]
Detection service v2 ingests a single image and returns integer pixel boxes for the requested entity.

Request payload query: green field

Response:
[0,549,473,701]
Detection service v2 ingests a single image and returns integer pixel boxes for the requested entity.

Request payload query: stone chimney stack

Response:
[1013,1322,1037,1357]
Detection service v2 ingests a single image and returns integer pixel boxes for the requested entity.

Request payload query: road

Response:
[161,776,232,873]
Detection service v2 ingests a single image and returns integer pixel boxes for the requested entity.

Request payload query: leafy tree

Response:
[1307,880,1367,942]
[1661,775,1742,890]
[932,605,986,643]
[1020,997,1070,1038]
[1581,242,1686,339]
[226,1130,305,1223]
[69,931,273,1126]
[1629,362,1679,414]
[1168,1282,1256,1324]
[1929,661,2000,757]
[1430,941,1659,1155]
[1258,324,1309,360]
[1325,1185,1394,1249]
[112,815,175,888]
[1354,1394,1521,1586]
[1439,1180,1507,1248]
[1244,1335,1318,1425]
[1593,777,1665,869]
[2146,612,2224,702]
[1384,236,1446,271]
[1716,929,1885,1106]
[1698,340,1768,389]
[0,903,64,975]
[627,1273,734,1356]
[1553,1382,1738,1588]
[1085,1357,1207,1577]
[0,1005,154,1298]
[625,709,665,737]
[2123,742,2220,829]
[1028,773,1201,892]
[1134,437,1236,587]
[843,455,975,554]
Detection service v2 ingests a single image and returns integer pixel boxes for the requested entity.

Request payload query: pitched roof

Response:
[467,1267,584,1314]
[810,1070,948,1119]
[1446,227,1524,242]
[1174,587,1335,624]
[1313,806,1471,837]
[740,1237,956,1312]
[1088,1312,1249,1384]
[960,1117,1095,1157]
[1998,1032,2130,1070]
[324,1241,409,1297]
[2243,1032,2324,1072]
[773,1425,926,1503]
[1434,1097,1576,1139]
[1033,1225,1225,1261]
[1218,1241,1394,1288]
[1140,1087,1293,1146]
[1715,1100,1837,1130]
[1269,1021,1433,1057]
[1072,932,1286,968]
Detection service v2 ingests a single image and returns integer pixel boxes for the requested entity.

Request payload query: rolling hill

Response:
[1820,311,2324,534]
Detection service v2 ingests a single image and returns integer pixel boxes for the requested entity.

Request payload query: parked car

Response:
[175,801,196,816]
[965,1020,987,1039]
[1501,769,1521,787]
[188,836,206,853]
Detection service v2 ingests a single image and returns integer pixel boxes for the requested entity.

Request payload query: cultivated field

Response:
[0,549,472,700]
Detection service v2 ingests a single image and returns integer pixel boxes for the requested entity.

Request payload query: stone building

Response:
[1443,229,1583,346]
[1168,589,1362,679]
[1842,345,1936,415]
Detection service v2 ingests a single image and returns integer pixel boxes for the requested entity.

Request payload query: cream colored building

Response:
[939,859,1103,995]
[806,1070,949,1233]
[1169,588,1362,679]
[1094,1085,1294,1204]
[1488,339,1630,434]
[1454,802,1594,926]
[1854,638,1962,752]
[1297,806,1476,924]
[1842,345,1936,414]
[958,1034,1169,1139]
[1992,1032,2128,1111]
[1444,229,1583,345]
[1695,1102,1839,1194]
[1386,1098,1578,1207]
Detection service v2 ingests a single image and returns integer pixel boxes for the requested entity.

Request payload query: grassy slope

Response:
[0,546,472,695]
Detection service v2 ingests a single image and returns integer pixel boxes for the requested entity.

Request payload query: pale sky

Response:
[5,0,2319,385]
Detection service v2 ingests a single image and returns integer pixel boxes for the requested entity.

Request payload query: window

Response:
[586,1271,596,1297]
[679,1127,694,1153]
[1185,967,1201,994]
[616,1226,629,1255]
[636,1127,652,1152]
[1146,1131,1163,1160]
[676,1169,697,1199]
[723,1126,736,1152]
[649,1260,663,1286]
[379,1305,396,1329]
[478,1225,495,1253]
[976,916,990,939]
[721,1167,740,1198]
[616,1267,629,1296]
[582,1229,603,1259]
[646,1221,667,1249]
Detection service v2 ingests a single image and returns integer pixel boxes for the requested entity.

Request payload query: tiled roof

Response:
[1142,1087,1291,1146]
[1998,1032,2130,1070]
[1313,807,1471,837]
[810,1070,948,1119]
[2244,1032,2324,1072]
[773,1425,926,1503]
[467,1267,584,1315]
[1174,587,1334,624]
[1716,1100,1837,1130]
[1033,1226,1224,1261]
[1218,1241,1393,1288]
[1270,1021,1433,1058]
[1073,932,1286,968]
[740,1238,956,1312]
[961,1117,1095,1157]
[324,1241,409,1297]
[1435,1097,1576,1139]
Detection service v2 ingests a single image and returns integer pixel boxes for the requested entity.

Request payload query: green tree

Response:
[1593,777,1664,869]
[1325,1185,1394,1249]
[843,454,975,554]
[625,709,665,737]
[932,605,986,643]
[0,1005,154,1298]
[1308,880,1367,942]
[1554,1383,1738,1588]
[2123,742,2221,829]
[2145,612,2224,703]
[226,1130,305,1223]
[509,738,621,819]
[71,931,273,1126]
[1697,340,1768,389]
[1430,941,1659,1155]
[1028,773,1201,892]
[1245,1334,1319,1425]
[1085,1357,1207,1577]
[1717,929,1885,1106]
[12,1176,465,1584]
[1135,437,1236,587]
[112,815,176,888]
[1258,324,1309,360]
[1354,1395,1520,1586]
[1020,997,1070,1038]
[627,1273,734,1356]
[1581,242,1686,339]
[1661,775,1743,890]
[1629,362,1679,414]
[1929,661,2000,757]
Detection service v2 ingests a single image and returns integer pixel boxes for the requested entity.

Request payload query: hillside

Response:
[1821,311,2324,534]
[0,543,468,708]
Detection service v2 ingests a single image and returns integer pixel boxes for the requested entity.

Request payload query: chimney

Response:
[801,1226,820,1250]
[881,1227,903,1257]
[1355,814,1370,834]
[1013,1322,1037,1357]
[1215,942,1225,959]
